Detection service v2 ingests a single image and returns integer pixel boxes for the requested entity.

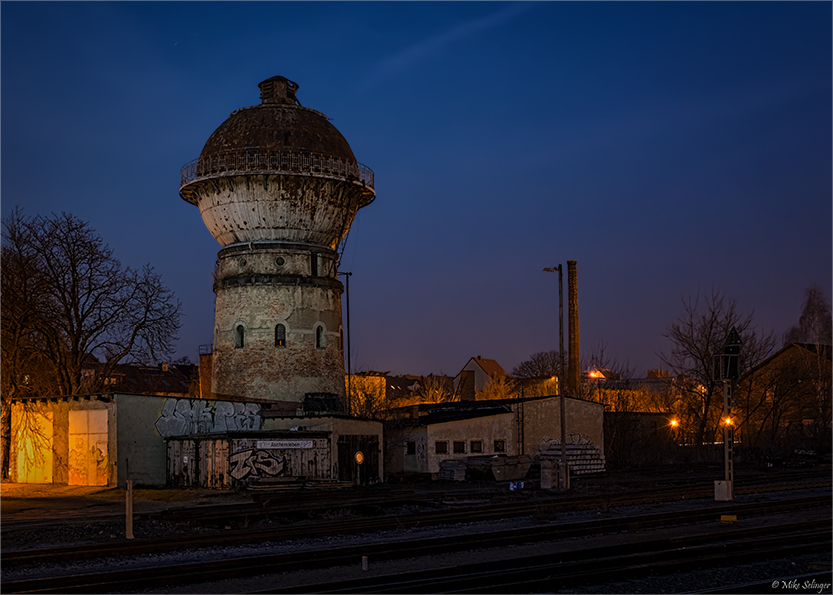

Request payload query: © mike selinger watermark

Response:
[771,578,832,594]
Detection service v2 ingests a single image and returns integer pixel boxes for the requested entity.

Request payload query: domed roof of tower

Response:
[198,76,357,164]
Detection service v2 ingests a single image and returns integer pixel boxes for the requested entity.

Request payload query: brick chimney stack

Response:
[567,260,580,396]
[458,370,476,401]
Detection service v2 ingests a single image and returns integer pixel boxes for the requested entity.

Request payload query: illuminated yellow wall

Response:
[68,409,109,486]
[13,403,54,484]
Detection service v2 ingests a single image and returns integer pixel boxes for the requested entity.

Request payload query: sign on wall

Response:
[256,439,313,449]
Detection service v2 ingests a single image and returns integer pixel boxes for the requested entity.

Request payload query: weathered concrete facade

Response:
[166,414,384,489]
[10,393,267,488]
[385,396,603,479]
[180,76,374,405]
[263,415,383,485]
[211,242,345,400]
[167,431,333,489]
[511,396,603,458]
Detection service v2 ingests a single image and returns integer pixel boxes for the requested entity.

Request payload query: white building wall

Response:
[425,413,514,474]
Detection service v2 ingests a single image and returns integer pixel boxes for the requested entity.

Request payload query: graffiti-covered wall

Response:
[230,435,329,483]
[155,399,261,437]
[11,393,273,488]
[166,432,331,488]
[114,393,265,487]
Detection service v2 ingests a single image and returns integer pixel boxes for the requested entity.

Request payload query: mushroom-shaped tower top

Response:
[198,77,356,165]
[180,76,374,248]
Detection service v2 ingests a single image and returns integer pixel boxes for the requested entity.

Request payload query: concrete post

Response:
[125,480,134,539]
[540,459,553,490]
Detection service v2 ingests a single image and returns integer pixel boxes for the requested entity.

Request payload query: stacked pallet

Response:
[439,459,467,481]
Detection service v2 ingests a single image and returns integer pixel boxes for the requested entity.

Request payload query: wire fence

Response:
[180,150,374,189]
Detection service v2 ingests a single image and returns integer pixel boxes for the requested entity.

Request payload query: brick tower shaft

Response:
[567,260,580,396]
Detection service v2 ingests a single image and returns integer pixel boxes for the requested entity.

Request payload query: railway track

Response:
[696,571,833,594]
[155,467,833,523]
[2,494,829,593]
[2,479,829,568]
[2,468,825,536]
[258,525,830,593]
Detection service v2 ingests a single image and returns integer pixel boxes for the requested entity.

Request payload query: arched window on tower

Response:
[276,324,286,347]
[235,325,245,349]
[315,325,325,349]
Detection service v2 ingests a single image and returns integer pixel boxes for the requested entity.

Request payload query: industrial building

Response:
[9,77,605,490]
[10,391,382,488]
[384,395,604,479]
[10,76,383,488]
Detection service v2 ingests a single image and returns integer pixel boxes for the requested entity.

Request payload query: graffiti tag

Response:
[155,399,261,437]
[229,449,286,480]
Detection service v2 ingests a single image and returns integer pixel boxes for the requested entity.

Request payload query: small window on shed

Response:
[494,439,505,453]
[435,441,448,454]
[315,325,325,349]
[453,440,466,454]
[470,440,483,454]
[235,325,245,348]
[275,324,286,347]
[406,441,416,455]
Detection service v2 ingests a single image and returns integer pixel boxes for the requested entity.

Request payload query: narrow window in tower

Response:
[315,325,325,349]
[275,324,286,347]
[235,325,245,348]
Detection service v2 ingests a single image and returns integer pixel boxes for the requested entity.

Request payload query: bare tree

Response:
[476,375,518,400]
[783,284,832,346]
[1,208,59,477]
[580,341,637,402]
[776,287,832,453]
[512,350,564,379]
[346,374,388,419]
[1,209,182,476]
[736,345,830,455]
[414,374,456,403]
[660,290,775,445]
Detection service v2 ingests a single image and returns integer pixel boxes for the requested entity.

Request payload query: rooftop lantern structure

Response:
[180,76,375,408]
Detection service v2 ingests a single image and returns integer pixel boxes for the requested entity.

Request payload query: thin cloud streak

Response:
[360,2,535,89]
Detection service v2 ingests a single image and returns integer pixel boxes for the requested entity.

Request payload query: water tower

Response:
[180,76,374,409]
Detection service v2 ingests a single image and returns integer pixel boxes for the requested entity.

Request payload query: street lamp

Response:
[543,266,569,490]
[715,326,742,501]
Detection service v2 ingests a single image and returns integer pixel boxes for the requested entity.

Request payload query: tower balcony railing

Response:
[180,150,374,191]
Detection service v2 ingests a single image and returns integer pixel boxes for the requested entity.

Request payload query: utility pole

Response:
[543,266,569,490]
[339,272,352,412]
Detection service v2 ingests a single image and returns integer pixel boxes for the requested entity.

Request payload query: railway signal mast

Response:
[715,327,742,501]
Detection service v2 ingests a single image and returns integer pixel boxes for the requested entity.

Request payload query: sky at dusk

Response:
[2,2,831,379]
